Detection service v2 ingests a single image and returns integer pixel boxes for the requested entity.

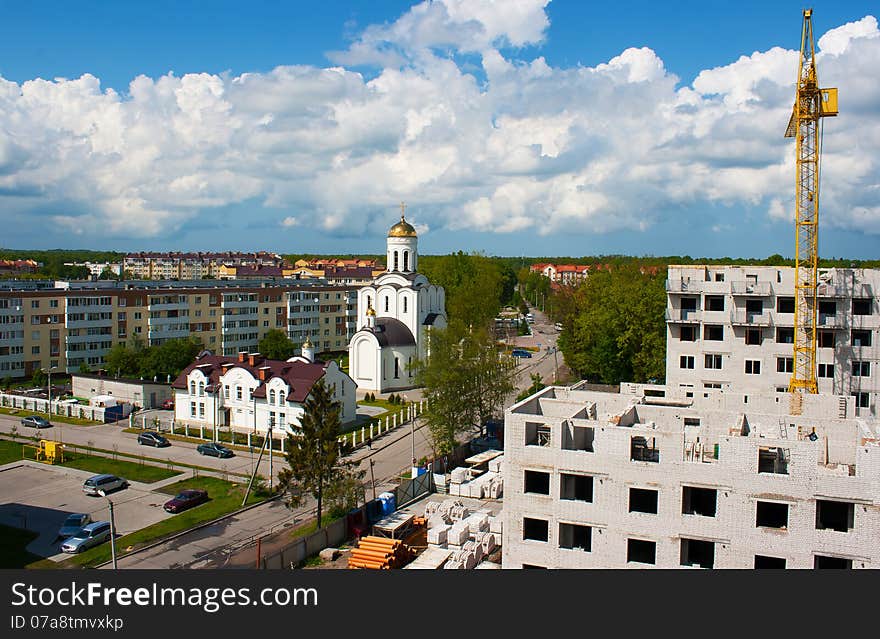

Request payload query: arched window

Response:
[385,296,389,312]
[366,295,372,310]
[279,391,286,406]
[403,297,408,313]
[394,357,400,379]
[190,381,196,395]
[198,381,204,396]
[393,251,399,271]
[269,389,276,405]
[403,251,409,272]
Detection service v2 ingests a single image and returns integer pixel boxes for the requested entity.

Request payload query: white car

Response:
[60,521,112,553]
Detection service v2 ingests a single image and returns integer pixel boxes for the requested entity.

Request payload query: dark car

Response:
[197,442,234,458]
[161,398,175,410]
[163,489,209,514]
[21,415,52,429]
[137,431,170,447]
[511,349,533,358]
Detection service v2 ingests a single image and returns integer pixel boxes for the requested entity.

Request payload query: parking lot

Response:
[0,461,178,561]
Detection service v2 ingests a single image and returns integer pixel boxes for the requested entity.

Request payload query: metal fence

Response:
[395,472,434,509]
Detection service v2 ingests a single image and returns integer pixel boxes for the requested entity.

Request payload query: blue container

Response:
[378,491,396,515]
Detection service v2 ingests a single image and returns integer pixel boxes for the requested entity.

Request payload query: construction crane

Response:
[784,9,837,414]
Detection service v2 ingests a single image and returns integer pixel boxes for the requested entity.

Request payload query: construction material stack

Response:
[348,535,412,569]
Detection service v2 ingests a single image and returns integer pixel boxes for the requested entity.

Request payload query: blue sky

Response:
[0,0,878,258]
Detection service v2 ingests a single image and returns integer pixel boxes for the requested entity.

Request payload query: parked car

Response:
[137,431,170,447]
[511,349,533,358]
[58,513,92,539]
[554,323,563,331]
[60,521,112,553]
[161,398,175,410]
[163,489,209,514]
[20,415,52,429]
[197,442,234,458]
[82,474,128,496]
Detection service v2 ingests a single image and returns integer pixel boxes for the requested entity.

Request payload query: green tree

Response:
[31,369,47,388]
[258,329,297,360]
[78,362,91,374]
[413,325,515,455]
[420,252,503,330]
[277,379,356,528]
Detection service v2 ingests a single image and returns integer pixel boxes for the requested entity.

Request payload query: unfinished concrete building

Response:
[501,382,880,569]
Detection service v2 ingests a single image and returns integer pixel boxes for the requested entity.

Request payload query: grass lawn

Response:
[0,524,43,568]
[0,438,27,465]
[0,406,101,426]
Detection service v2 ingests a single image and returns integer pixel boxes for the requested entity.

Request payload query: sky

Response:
[0,0,878,259]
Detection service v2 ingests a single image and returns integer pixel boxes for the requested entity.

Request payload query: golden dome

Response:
[302,337,313,349]
[388,215,417,238]
[366,306,377,316]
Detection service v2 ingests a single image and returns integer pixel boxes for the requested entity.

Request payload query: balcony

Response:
[730,310,773,326]
[666,279,699,293]
[665,309,702,323]
[730,281,773,296]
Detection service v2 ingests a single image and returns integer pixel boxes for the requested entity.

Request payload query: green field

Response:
[34,476,269,569]
[0,524,43,568]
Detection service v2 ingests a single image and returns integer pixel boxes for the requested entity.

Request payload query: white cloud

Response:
[0,6,878,244]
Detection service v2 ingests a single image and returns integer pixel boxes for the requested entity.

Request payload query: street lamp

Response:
[404,394,416,477]
[41,366,57,418]
[97,489,117,569]
[268,414,275,493]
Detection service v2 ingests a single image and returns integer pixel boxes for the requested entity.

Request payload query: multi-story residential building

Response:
[123,252,285,280]
[0,279,359,377]
[171,347,356,434]
[665,265,879,417]
[62,262,122,277]
[502,382,880,569]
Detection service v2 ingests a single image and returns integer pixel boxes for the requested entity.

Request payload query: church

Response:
[347,209,447,393]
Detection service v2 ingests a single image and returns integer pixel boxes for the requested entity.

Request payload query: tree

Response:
[420,252,504,330]
[276,379,356,529]
[258,329,297,360]
[78,362,91,374]
[31,369,47,388]
[413,325,515,455]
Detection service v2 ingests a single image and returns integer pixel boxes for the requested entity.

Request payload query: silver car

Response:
[82,474,128,496]
[60,521,112,553]
[58,513,92,539]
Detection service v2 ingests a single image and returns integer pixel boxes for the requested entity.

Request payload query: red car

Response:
[163,489,209,513]
[161,398,174,410]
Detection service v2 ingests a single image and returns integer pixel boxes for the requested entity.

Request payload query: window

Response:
[403,251,409,272]
[818,363,834,378]
[190,381,196,395]
[629,487,658,514]
[814,555,852,569]
[851,329,872,347]
[852,392,869,408]
[224,385,230,399]
[852,298,872,315]
[756,501,789,529]
[560,474,593,502]
[524,470,550,495]
[714,272,724,282]
[522,518,548,542]
[630,436,659,463]
[704,354,722,370]
[525,422,551,447]
[562,423,594,451]
[745,360,761,375]
[190,402,196,417]
[815,500,854,532]
[705,295,724,311]
[403,297,408,313]
[680,355,695,369]
[279,391,285,405]
[198,403,205,418]
[682,486,717,517]
[776,327,794,344]
[680,538,714,569]
[758,447,789,474]
[384,296,389,312]
[818,330,835,348]
[679,325,697,342]
[31,300,40,308]
[680,297,698,312]
[745,328,762,345]
[704,325,723,341]
[49,299,58,308]
[745,299,763,314]
[236,386,242,400]
[198,381,204,396]
[393,251,399,271]
[852,361,870,377]
[269,390,276,405]
[776,357,793,373]
[558,523,591,551]
[754,555,786,569]
[627,539,656,565]
[394,357,400,379]
[31,346,40,355]
[818,300,837,317]
[776,297,794,313]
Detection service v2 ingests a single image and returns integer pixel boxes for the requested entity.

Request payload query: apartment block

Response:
[0,279,359,377]
[502,382,880,569]
[123,252,285,280]
[665,266,879,417]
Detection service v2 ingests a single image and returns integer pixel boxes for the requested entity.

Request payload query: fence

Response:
[395,472,434,509]
[0,392,108,422]
[259,513,353,569]
[340,400,426,448]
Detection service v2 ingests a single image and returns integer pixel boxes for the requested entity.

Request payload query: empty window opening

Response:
[562,423,594,452]
[680,325,697,341]
[680,538,715,569]
[683,417,701,427]
[403,251,409,272]
[681,297,698,312]
[818,330,835,348]
[560,474,593,502]
[852,392,869,409]
[525,422,551,447]
[756,501,789,529]
[818,300,837,318]
[815,500,854,532]
[394,357,400,379]
[704,325,723,341]
[754,555,787,569]
[776,297,795,313]
[629,487,659,514]
[852,298,872,315]
[524,470,551,495]
[630,436,660,463]
[851,329,872,347]
[627,539,656,565]
[682,486,717,517]
[745,328,762,345]
[814,555,852,569]
[745,299,763,314]
[776,327,794,344]
[758,447,789,474]
[705,295,724,311]
[558,523,591,552]
[523,518,549,542]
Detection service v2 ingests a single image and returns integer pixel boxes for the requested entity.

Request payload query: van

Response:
[82,474,129,496]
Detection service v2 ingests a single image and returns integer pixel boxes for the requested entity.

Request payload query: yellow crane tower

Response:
[784,9,837,414]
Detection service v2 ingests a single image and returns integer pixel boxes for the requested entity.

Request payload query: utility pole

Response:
[268,415,274,492]
[369,458,377,501]
[98,491,117,569]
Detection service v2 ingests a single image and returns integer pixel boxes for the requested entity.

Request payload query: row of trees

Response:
[105,336,205,381]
